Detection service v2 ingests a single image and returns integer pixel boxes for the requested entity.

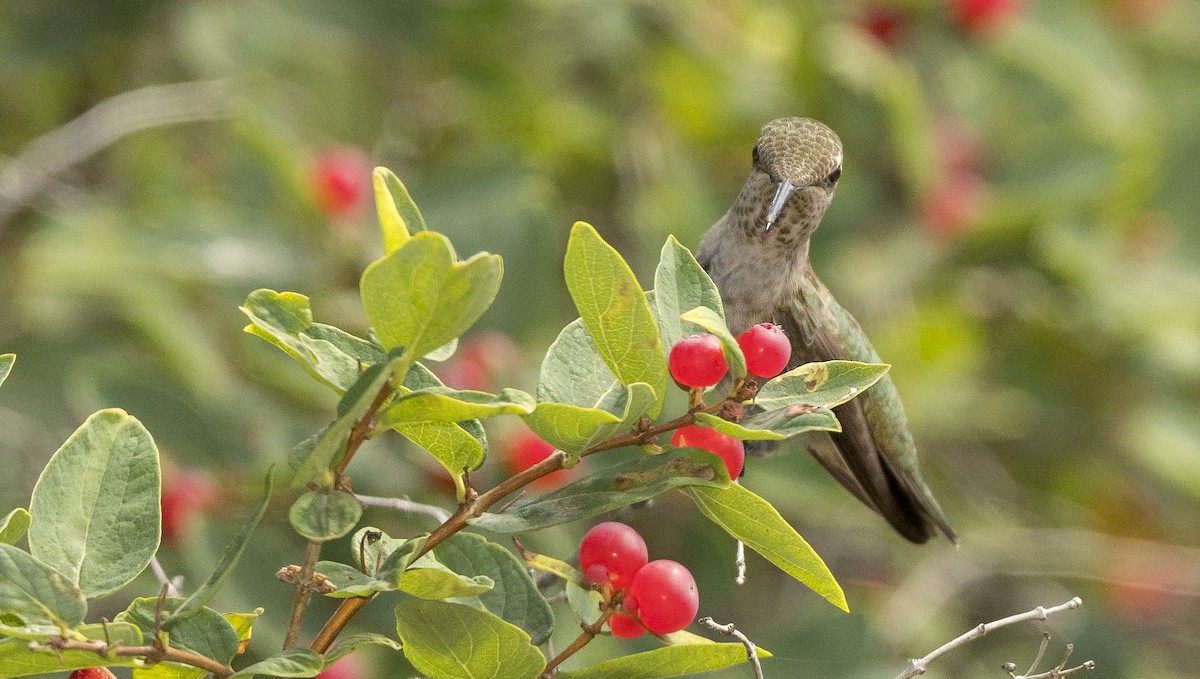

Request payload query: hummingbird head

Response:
[749,117,843,237]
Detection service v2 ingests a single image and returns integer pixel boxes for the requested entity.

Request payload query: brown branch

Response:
[40,637,233,678]
[311,395,733,653]
[333,380,395,480]
[541,607,616,677]
[282,540,323,649]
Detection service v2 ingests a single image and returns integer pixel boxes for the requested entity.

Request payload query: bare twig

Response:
[310,397,734,654]
[282,540,323,649]
[40,636,233,677]
[734,540,747,585]
[148,555,182,597]
[355,494,452,523]
[893,597,1087,679]
[541,607,616,677]
[699,617,764,679]
[0,79,236,228]
[1002,635,1096,679]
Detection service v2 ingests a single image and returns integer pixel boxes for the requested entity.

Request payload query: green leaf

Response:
[434,532,555,646]
[229,648,324,678]
[652,236,726,353]
[695,407,842,440]
[356,528,425,577]
[316,561,396,598]
[372,167,426,255]
[519,550,584,586]
[118,598,239,679]
[756,361,889,410]
[737,405,842,438]
[0,509,31,545]
[564,222,666,417]
[566,581,605,626]
[556,643,766,679]
[163,473,273,629]
[692,413,788,441]
[289,489,362,542]
[288,355,405,487]
[399,560,494,601]
[470,449,730,533]
[378,387,535,426]
[28,408,160,599]
[0,354,13,388]
[536,318,621,407]
[0,543,85,628]
[522,382,655,456]
[0,622,142,678]
[224,609,261,647]
[326,632,404,664]
[684,484,846,611]
[394,599,545,679]
[679,306,746,383]
[241,289,384,393]
[361,231,502,358]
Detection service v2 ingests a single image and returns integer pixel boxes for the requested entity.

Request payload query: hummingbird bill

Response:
[696,117,956,544]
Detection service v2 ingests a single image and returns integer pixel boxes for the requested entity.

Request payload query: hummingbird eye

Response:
[827,166,842,185]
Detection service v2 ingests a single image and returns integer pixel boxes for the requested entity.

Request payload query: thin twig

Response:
[699,617,764,679]
[541,608,615,677]
[894,598,1086,679]
[1002,635,1096,679]
[282,540,323,649]
[40,636,233,677]
[734,540,747,585]
[355,494,452,523]
[148,555,181,597]
[311,397,733,653]
[0,79,236,228]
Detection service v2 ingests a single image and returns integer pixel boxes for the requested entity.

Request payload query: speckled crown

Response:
[755,117,843,186]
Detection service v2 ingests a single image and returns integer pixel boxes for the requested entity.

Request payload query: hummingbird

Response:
[696,117,956,544]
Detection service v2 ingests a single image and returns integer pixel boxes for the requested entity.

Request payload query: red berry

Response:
[671,425,745,479]
[504,427,571,490]
[312,146,371,219]
[161,470,220,544]
[735,323,790,379]
[69,670,115,679]
[625,560,699,635]
[579,522,648,591]
[668,334,728,388]
[948,0,1022,35]
[609,611,645,639]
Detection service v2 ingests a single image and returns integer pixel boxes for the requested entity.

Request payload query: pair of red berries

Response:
[578,522,699,638]
[668,322,790,389]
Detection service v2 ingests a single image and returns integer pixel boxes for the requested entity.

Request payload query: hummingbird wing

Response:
[777,267,956,544]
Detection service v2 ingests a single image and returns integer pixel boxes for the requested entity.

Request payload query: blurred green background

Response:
[2,1,1198,677]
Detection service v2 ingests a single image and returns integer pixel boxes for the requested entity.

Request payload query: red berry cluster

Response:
[667,323,790,389]
[578,522,699,638]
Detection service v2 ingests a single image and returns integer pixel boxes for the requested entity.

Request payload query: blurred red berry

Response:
[504,427,571,490]
[312,146,371,219]
[919,173,984,242]
[609,611,645,639]
[436,331,522,392]
[315,655,365,679]
[579,522,648,592]
[934,117,984,176]
[669,334,728,388]
[861,6,907,50]
[948,0,1022,35]
[625,560,699,635]
[69,669,116,679]
[160,469,220,544]
[671,425,745,479]
[736,323,791,379]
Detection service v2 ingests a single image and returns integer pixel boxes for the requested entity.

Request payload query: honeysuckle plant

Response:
[0,168,894,679]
